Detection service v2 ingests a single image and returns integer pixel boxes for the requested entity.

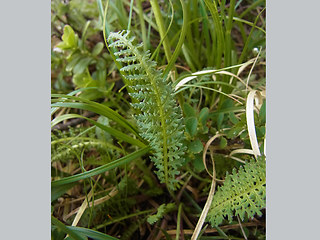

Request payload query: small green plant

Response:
[54,24,111,100]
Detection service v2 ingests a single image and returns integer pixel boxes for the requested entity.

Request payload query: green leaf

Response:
[72,72,93,88]
[257,126,266,138]
[183,102,196,118]
[92,42,105,56]
[240,130,248,140]
[217,113,224,130]
[226,127,243,139]
[219,137,228,149]
[193,154,205,172]
[66,53,82,72]
[199,107,209,125]
[96,58,107,70]
[202,125,209,134]
[96,116,112,141]
[51,225,67,240]
[259,100,266,124]
[228,112,239,124]
[60,25,78,49]
[51,146,151,187]
[51,182,77,202]
[147,203,175,225]
[51,216,86,240]
[56,41,68,50]
[78,88,105,101]
[73,57,93,75]
[186,117,198,137]
[189,139,203,153]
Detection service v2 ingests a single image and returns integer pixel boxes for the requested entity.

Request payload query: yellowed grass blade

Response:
[64,188,118,222]
[246,90,262,157]
[229,149,255,156]
[191,134,224,240]
[175,62,254,91]
[214,70,248,89]
[71,189,94,226]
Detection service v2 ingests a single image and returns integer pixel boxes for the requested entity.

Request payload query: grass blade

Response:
[51,87,98,116]
[136,0,148,51]
[51,216,86,240]
[67,226,119,240]
[238,7,266,64]
[51,113,146,148]
[51,182,77,202]
[203,0,224,69]
[150,0,172,65]
[51,146,151,187]
[51,94,140,138]
[163,0,188,77]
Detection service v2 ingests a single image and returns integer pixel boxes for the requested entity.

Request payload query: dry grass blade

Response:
[175,76,198,90]
[64,188,118,221]
[229,149,255,157]
[70,175,101,226]
[71,188,94,226]
[228,148,258,164]
[213,70,249,89]
[202,134,224,178]
[191,134,224,240]
[246,90,262,157]
[237,215,248,240]
[174,62,254,91]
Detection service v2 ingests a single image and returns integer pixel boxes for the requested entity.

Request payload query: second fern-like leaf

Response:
[207,158,266,226]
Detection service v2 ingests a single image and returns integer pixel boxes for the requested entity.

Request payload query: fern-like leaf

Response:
[108,30,186,190]
[147,203,176,225]
[208,158,266,226]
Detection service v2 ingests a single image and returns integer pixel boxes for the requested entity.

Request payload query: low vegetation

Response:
[51,0,266,239]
